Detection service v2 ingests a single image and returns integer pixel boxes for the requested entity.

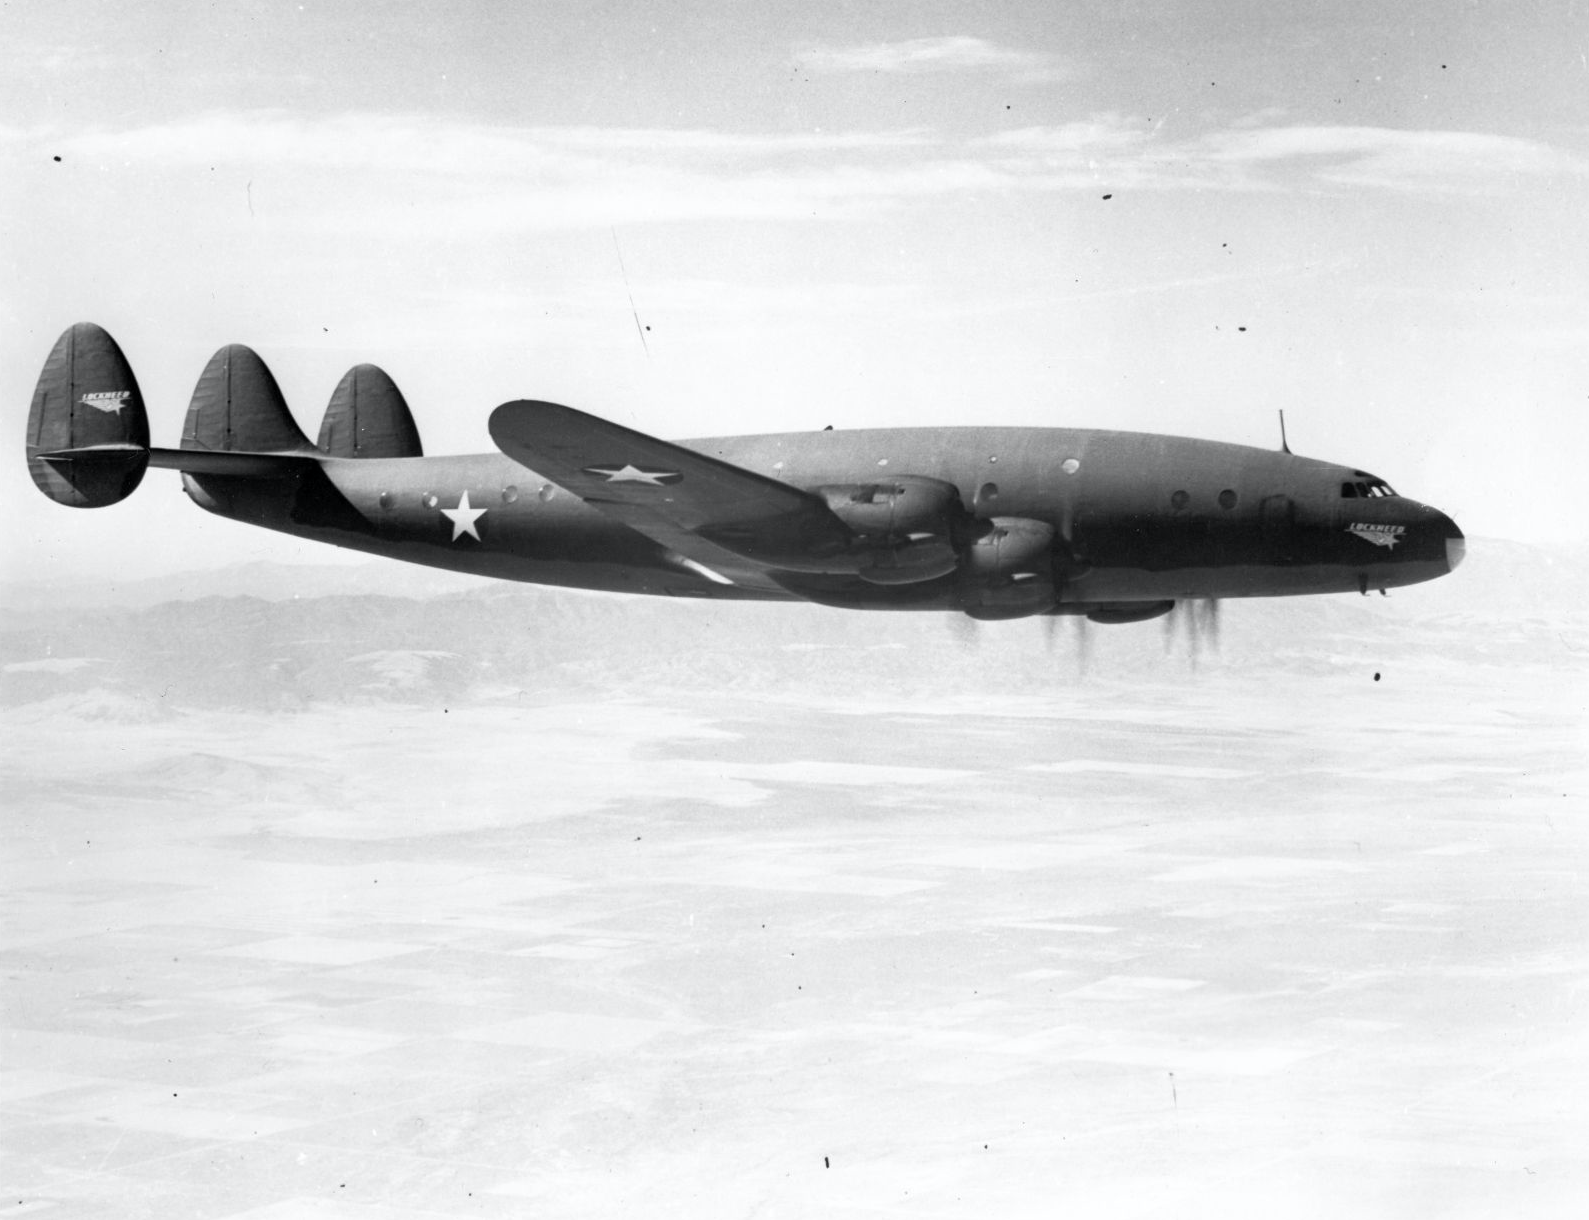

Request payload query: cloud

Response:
[20,112,1586,247]
[1195,126,1589,191]
[982,115,1589,195]
[33,113,994,234]
[53,113,930,175]
[797,36,1066,79]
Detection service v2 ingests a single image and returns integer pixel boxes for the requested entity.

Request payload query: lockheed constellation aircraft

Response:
[26,323,1463,622]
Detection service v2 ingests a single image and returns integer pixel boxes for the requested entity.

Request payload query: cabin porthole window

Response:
[1218,489,1238,509]
[422,492,439,509]
[976,482,999,509]
[1061,458,1081,475]
[537,484,555,502]
[1170,490,1189,510]
[378,491,394,511]
[877,458,889,467]
[501,485,519,504]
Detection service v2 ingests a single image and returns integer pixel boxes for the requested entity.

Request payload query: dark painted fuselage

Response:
[180,425,1464,610]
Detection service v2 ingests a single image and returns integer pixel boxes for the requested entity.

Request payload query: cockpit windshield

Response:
[1340,473,1398,499]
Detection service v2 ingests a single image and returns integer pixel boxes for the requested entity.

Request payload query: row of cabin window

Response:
[375,481,1392,513]
[1169,489,1239,510]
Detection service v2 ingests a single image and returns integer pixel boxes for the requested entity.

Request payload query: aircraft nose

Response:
[1443,515,1465,571]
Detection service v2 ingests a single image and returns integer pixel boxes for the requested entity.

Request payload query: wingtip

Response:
[488,399,589,448]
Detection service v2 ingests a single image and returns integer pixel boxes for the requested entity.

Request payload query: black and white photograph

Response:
[2,3,1585,1216]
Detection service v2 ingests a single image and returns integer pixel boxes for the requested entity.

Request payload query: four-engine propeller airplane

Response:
[26,322,1463,622]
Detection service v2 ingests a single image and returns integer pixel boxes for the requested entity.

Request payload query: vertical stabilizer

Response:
[182,345,313,453]
[26,322,151,507]
[317,364,424,458]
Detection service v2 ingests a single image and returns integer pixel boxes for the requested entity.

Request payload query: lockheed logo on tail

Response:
[1346,522,1405,549]
[80,391,129,414]
[581,464,683,486]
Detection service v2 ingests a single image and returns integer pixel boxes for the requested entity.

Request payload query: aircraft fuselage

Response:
[179,425,1463,609]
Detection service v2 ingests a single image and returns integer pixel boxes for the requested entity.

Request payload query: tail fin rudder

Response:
[183,344,314,454]
[317,364,423,458]
[26,322,151,507]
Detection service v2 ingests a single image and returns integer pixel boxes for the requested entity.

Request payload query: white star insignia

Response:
[581,463,682,486]
[440,490,487,542]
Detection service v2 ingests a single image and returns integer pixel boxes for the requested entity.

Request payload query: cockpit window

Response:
[1341,477,1398,498]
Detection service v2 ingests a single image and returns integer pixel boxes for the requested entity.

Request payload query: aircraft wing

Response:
[488,400,853,577]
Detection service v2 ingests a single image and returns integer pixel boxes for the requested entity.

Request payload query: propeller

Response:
[948,613,980,647]
[1039,612,1090,675]
[1163,597,1221,665]
[1194,596,1221,649]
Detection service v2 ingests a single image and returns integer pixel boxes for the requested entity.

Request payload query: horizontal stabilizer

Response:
[36,443,322,478]
[27,323,152,507]
[149,447,321,476]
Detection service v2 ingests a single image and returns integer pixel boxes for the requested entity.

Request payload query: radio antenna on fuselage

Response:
[1277,409,1292,454]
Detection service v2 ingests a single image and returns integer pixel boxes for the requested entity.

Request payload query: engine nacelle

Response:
[857,538,959,585]
[963,516,1054,579]
[961,575,1057,620]
[1087,600,1175,624]
[956,516,1058,618]
[820,476,966,586]
[819,476,962,541]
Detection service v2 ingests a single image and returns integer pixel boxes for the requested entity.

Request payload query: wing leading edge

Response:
[488,400,855,580]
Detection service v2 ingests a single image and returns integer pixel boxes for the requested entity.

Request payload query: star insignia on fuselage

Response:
[580,463,683,487]
[440,490,487,542]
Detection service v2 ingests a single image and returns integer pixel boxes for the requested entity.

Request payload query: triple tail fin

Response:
[183,344,316,454]
[317,364,423,458]
[26,324,328,509]
[26,323,151,507]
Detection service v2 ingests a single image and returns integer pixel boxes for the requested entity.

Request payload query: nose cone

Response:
[1407,500,1465,574]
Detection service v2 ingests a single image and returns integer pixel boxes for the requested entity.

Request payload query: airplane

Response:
[25,322,1464,623]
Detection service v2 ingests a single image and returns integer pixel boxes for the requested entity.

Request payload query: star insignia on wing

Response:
[580,463,683,486]
[440,490,487,542]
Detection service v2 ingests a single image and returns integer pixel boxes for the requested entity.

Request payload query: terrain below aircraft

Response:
[27,323,1463,622]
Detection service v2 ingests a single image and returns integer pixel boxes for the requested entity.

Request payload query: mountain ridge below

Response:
[4,539,1583,712]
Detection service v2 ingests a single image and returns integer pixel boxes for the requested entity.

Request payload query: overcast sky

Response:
[3,1,1586,581]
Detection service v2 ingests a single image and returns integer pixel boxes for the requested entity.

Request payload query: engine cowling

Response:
[856,538,959,585]
[961,576,1057,620]
[963,516,1054,578]
[818,476,965,586]
[819,476,961,540]
[958,516,1058,618]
